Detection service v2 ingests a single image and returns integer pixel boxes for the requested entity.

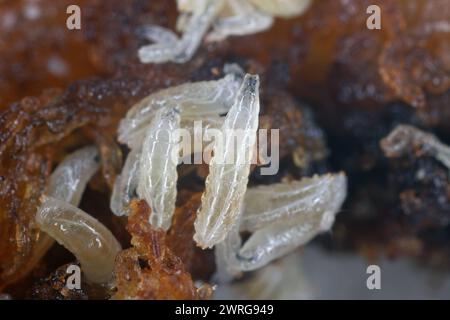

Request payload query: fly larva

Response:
[204,0,273,42]
[137,107,181,231]
[138,0,224,64]
[180,114,226,157]
[216,173,347,274]
[112,115,225,218]
[110,147,141,216]
[46,146,100,205]
[381,124,450,169]
[237,214,326,271]
[206,0,312,41]
[139,25,179,46]
[248,0,312,18]
[34,146,101,266]
[138,0,312,64]
[241,173,345,231]
[35,146,120,285]
[36,196,122,285]
[118,71,242,149]
[114,65,244,221]
[194,74,260,249]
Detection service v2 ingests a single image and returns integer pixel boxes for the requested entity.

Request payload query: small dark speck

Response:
[138,258,149,269]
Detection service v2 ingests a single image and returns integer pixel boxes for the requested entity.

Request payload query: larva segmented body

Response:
[194,74,260,248]
[215,173,347,277]
[118,72,242,149]
[36,146,121,285]
[110,147,141,217]
[137,107,181,230]
[37,196,122,284]
[46,146,100,205]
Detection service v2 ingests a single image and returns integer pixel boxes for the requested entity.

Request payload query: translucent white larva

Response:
[139,0,312,64]
[381,124,450,169]
[46,146,100,205]
[110,147,141,216]
[137,108,181,230]
[138,0,223,64]
[241,173,346,231]
[34,146,102,270]
[118,73,241,149]
[216,173,347,274]
[194,74,260,248]
[36,146,121,285]
[248,0,312,18]
[36,196,122,285]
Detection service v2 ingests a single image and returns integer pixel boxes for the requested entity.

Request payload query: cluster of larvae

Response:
[138,0,312,64]
[35,64,347,287]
